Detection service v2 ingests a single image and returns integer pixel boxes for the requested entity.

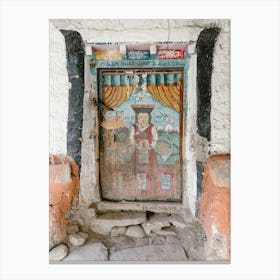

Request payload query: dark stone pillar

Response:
[195,27,220,216]
[196,27,220,141]
[60,30,85,168]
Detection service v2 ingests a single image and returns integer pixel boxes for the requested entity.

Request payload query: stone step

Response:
[109,244,188,261]
[90,211,146,235]
[142,214,170,234]
[126,225,146,238]
[63,242,108,261]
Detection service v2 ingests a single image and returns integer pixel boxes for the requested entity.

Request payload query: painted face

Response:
[137,113,149,128]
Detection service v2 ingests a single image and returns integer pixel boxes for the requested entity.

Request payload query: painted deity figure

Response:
[129,105,158,165]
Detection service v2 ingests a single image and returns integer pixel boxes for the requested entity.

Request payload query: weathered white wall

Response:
[51,19,228,45]
[49,19,230,216]
[211,20,231,154]
[49,22,68,155]
[52,19,200,43]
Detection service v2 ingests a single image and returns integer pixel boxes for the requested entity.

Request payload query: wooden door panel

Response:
[99,68,183,202]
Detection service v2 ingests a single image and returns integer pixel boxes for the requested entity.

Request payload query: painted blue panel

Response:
[156,74,164,84]
[120,74,129,85]
[161,173,171,189]
[147,74,156,85]
[165,74,175,84]
[103,75,111,86]
[127,50,150,60]
[111,75,120,85]
[91,59,188,72]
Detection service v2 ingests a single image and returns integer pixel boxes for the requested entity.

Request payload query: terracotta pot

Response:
[200,153,230,260]
[49,155,79,243]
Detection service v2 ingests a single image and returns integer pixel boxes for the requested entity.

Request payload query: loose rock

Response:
[63,242,108,261]
[90,212,146,235]
[141,222,152,235]
[169,214,187,229]
[67,224,80,234]
[72,215,84,227]
[49,244,68,261]
[148,215,171,227]
[111,226,127,237]
[69,232,88,246]
[126,225,145,238]
[142,215,171,234]
[104,235,137,253]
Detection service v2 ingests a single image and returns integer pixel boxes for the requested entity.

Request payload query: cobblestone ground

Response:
[50,210,209,262]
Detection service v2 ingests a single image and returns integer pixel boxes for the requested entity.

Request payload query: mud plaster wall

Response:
[49,19,230,216]
[211,23,230,153]
[49,23,68,155]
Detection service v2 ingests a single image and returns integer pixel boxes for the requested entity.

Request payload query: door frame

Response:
[80,54,192,214]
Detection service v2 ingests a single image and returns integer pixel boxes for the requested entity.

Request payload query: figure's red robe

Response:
[133,123,157,165]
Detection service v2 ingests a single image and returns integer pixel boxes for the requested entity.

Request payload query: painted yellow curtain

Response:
[101,73,182,111]
[146,82,182,112]
[102,85,138,108]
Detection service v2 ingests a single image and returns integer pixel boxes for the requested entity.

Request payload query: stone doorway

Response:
[77,42,193,213]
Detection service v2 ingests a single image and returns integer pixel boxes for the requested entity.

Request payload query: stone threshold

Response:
[96,201,183,214]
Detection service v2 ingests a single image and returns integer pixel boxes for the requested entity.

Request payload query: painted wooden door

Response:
[98,67,184,202]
